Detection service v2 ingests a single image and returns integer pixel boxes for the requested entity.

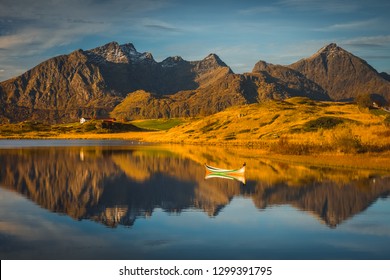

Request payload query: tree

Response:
[355,93,372,109]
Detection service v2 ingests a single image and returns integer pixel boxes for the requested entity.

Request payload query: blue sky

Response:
[1,0,390,81]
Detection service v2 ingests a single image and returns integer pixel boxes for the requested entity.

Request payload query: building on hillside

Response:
[101,118,116,123]
[80,117,92,124]
[80,117,116,124]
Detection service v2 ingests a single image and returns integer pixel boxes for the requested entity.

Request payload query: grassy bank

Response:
[144,98,390,154]
[1,98,390,157]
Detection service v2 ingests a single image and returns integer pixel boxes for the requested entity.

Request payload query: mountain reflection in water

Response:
[1,144,389,229]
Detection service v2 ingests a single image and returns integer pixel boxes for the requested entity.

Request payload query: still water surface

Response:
[0,140,389,259]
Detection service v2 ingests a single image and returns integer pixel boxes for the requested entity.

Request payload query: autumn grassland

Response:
[1,97,389,156]
[143,98,390,152]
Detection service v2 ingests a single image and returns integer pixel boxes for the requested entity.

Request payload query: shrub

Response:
[224,132,236,140]
[332,129,364,153]
[271,136,311,155]
[355,93,372,109]
[385,115,390,127]
[238,129,251,134]
[201,120,219,133]
[83,122,98,132]
[303,117,344,132]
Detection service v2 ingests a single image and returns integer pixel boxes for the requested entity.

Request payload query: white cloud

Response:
[341,35,390,47]
[0,0,173,52]
[278,0,360,13]
[0,22,108,55]
[314,19,380,32]
[0,0,176,81]
[238,6,279,15]
[0,0,169,19]
[141,18,182,33]
[0,23,107,80]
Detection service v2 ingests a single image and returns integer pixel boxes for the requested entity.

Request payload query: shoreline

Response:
[1,99,389,159]
[1,133,389,172]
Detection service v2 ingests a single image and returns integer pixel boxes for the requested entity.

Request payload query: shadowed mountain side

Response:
[111,65,333,120]
[251,61,330,100]
[380,72,390,82]
[111,72,248,119]
[0,42,234,123]
[289,43,390,101]
[0,50,121,123]
[0,146,389,228]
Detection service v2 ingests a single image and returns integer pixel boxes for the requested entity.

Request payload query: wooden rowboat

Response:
[204,163,246,184]
[205,163,246,175]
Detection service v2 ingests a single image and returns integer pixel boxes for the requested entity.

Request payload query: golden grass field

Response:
[137,98,390,153]
[1,97,390,169]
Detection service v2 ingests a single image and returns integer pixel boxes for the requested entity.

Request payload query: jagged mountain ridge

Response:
[84,42,232,95]
[0,42,236,123]
[250,60,330,101]
[0,42,389,123]
[289,43,390,101]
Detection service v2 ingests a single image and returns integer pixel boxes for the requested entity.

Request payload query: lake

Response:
[0,139,389,260]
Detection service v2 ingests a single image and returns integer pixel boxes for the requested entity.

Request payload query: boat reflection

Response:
[205,173,246,185]
[0,145,389,228]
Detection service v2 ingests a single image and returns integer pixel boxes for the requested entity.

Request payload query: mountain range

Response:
[0,42,389,123]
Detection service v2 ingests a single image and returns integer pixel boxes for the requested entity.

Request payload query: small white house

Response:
[80,117,91,124]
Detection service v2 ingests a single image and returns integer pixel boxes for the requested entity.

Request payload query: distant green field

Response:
[0,120,143,137]
[131,119,184,130]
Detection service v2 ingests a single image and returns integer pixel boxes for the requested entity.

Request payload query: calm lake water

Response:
[0,139,389,260]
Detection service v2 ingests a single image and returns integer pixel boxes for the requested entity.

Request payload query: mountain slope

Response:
[289,43,390,101]
[0,42,235,123]
[0,49,119,123]
[111,72,248,120]
[250,60,330,100]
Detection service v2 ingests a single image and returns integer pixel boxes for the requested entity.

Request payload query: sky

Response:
[1,0,390,81]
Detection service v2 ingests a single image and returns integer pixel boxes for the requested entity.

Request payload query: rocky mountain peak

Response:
[85,41,156,64]
[102,41,121,50]
[120,42,136,51]
[161,56,185,67]
[204,53,227,67]
[311,43,347,59]
[252,60,271,72]
[250,59,329,100]
[141,52,155,61]
[290,43,390,101]
[192,53,230,74]
[119,43,138,57]
[86,41,129,63]
[320,43,339,52]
